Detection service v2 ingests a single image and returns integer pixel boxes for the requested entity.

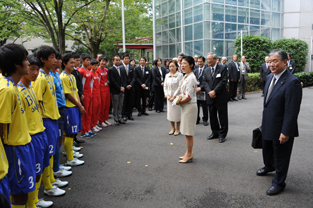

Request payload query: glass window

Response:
[250,0,260,9]
[169,29,175,43]
[185,42,194,56]
[225,41,235,58]
[169,45,176,58]
[194,0,203,5]
[169,0,175,14]
[162,31,168,44]
[272,12,280,27]
[176,12,181,27]
[250,9,260,25]
[238,8,249,23]
[162,16,168,30]
[156,33,162,45]
[194,23,203,40]
[204,40,211,57]
[261,0,271,10]
[184,8,193,24]
[250,26,260,35]
[176,28,181,42]
[238,0,249,6]
[184,0,192,8]
[185,25,193,41]
[225,6,237,22]
[226,0,237,6]
[212,40,224,57]
[156,46,162,58]
[212,22,224,39]
[176,0,181,11]
[162,3,168,16]
[261,27,270,38]
[204,21,210,39]
[177,43,182,55]
[212,4,224,21]
[162,45,169,58]
[194,41,204,56]
[238,24,249,35]
[261,11,271,26]
[156,6,161,19]
[194,5,203,23]
[225,23,237,39]
[156,21,162,32]
[212,0,224,3]
[272,0,281,12]
[169,14,175,28]
[271,28,280,41]
[204,3,210,20]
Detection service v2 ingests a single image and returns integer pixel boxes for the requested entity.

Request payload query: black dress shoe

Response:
[242,96,247,100]
[233,98,238,101]
[207,134,219,140]
[138,112,142,117]
[256,167,275,176]
[123,117,127,122]
[196,118,200,125]
[148,107,152,111]
[266,186,285,196]
[128,116,134,121]
[219,137,226,143]
[156,110,160,113]
[74,138,85,143]
[142,112,149,116]
[118,119,126,124]
[203,121,209,126]
[229,98,233,102]
[160,110,164,112]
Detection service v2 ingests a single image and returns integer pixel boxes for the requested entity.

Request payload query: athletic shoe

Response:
[72,146,81,151]
[73,151,83,158]
[36,198,53,208]
[92,126,100,133]
[104,120,112,126]
[51,178,69,188]
[81,132,93,138]
[88,131,96,136]
[100,122,108,127]
[95,125,102,131]
[60,164,71,171]
[54,169,72,177]
[67,158,84,166]
[44,185,66,196]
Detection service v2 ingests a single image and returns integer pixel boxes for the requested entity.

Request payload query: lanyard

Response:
[82,66,90,76]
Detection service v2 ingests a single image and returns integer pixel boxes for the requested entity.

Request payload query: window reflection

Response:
[185,25,193,41]
[194,40,204,55]
[225,6,237,22]
[212,4,224,21]
[225,23,237,39]
[212,22,224,39]
[212,40,224,57]
[185,42,194,56]
[238,7,249,23]
[184,8,193,24]
[194,5,203,23]
[250,9,260,25]
[194,23,203,40]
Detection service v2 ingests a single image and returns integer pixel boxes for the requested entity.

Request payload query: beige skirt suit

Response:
[174,72,198,136]
[164,71,184,122]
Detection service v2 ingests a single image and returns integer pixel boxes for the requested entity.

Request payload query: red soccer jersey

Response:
[90,71,100,97]
[96,67,110,91]
[78,66,92,96]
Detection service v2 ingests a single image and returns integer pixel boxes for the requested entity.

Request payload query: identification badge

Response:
[172,78,178,84]
[104,82,107,85]
[289,66,292,70]
[146,71,149,74]
[196,80,200,85]
[145,87,149,90]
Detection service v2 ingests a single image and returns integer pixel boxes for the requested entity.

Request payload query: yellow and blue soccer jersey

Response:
[0,77,31,146]
[0,73,3,81]
[18,83,46,135]
[60,71,79,108]
[0,139,8,180]
[31,69,60,120]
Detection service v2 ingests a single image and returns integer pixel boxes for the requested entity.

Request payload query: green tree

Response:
[272,38,309,73]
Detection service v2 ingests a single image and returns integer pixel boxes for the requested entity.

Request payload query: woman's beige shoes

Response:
[174,130,180,136]
[179,153,194,162]
[169,129,175,135]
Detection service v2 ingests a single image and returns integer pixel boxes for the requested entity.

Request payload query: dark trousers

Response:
[262,81,266,94]
[148,90,155,108]
[122,87,134,117]
[197,100,208,122]
[136,88,149,113]
[154,86,164,111]
[209,102,228,137]
[262,137,294,188]
[229,81,238,99]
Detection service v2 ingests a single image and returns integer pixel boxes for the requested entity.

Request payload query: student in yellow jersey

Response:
[18,55,54,208]
[0,43,36,208]
[31,46,66,197]
[60,53,86,166]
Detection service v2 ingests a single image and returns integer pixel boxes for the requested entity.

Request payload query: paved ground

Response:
[40,88,313,208]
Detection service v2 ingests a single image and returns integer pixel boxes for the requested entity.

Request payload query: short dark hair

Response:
[81,53,91,61]
[287,52,291,58]
[269,49,288,62]
[55,51,62,60]
[122,52,130,59]
[181,56,195,71]
[27,55,41,67]
[130,59,135,63]
[169,60,179,71]
[157,58,162,64]
[72,52,80,59]
[198,56,205,62]
[61,53,74,70]
[90,59,99,65]
[164,59,170,66]
[112,55,120,61]
[35,45,56,67]
[152,59,157,66]
[99,55,108,62]
[178,53,185,57]
[0,43,28,76]
[140,56,147,62]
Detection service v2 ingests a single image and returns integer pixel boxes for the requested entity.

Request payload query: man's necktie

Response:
[117,67,120,76]
[199,68,202,76]
[266,77,276,102]
[266,63,268,69]
[211,68,215,76]
[142,67,144,76]
[235,62,239,71]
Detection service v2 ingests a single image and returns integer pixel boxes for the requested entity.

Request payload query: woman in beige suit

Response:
[173,56,197,163]
[164,60,183,136]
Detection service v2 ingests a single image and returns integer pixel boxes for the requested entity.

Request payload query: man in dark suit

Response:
[108,55,127,125]
[120,52,136,121]
[228,54,240,101]
[134,57,151,116]
[260,56,271,97]
[152,58,167,113]
[194,56,209,126]
[287,52,296,74]
[256,49,302,196]
[221,57,228,80]
[203,53,229,143]
[148,59,157,111]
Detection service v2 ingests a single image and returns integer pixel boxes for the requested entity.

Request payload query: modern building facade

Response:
[154,0,284,61]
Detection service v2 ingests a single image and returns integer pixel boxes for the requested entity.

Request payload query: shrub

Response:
[272,38,309,73]
[246,73,263,92]
[294,72,313,87]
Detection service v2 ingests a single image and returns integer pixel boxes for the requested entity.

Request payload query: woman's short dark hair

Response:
[169,60,179,71]
[81,53,91,61]
[181,56,195,71]
[27,55,41,67]
[35,45,56,68]
[0,43,28,76]
[99,55,108,62]
[61,53,74,70]
[90,59,99,65]
[157,58,162,64]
